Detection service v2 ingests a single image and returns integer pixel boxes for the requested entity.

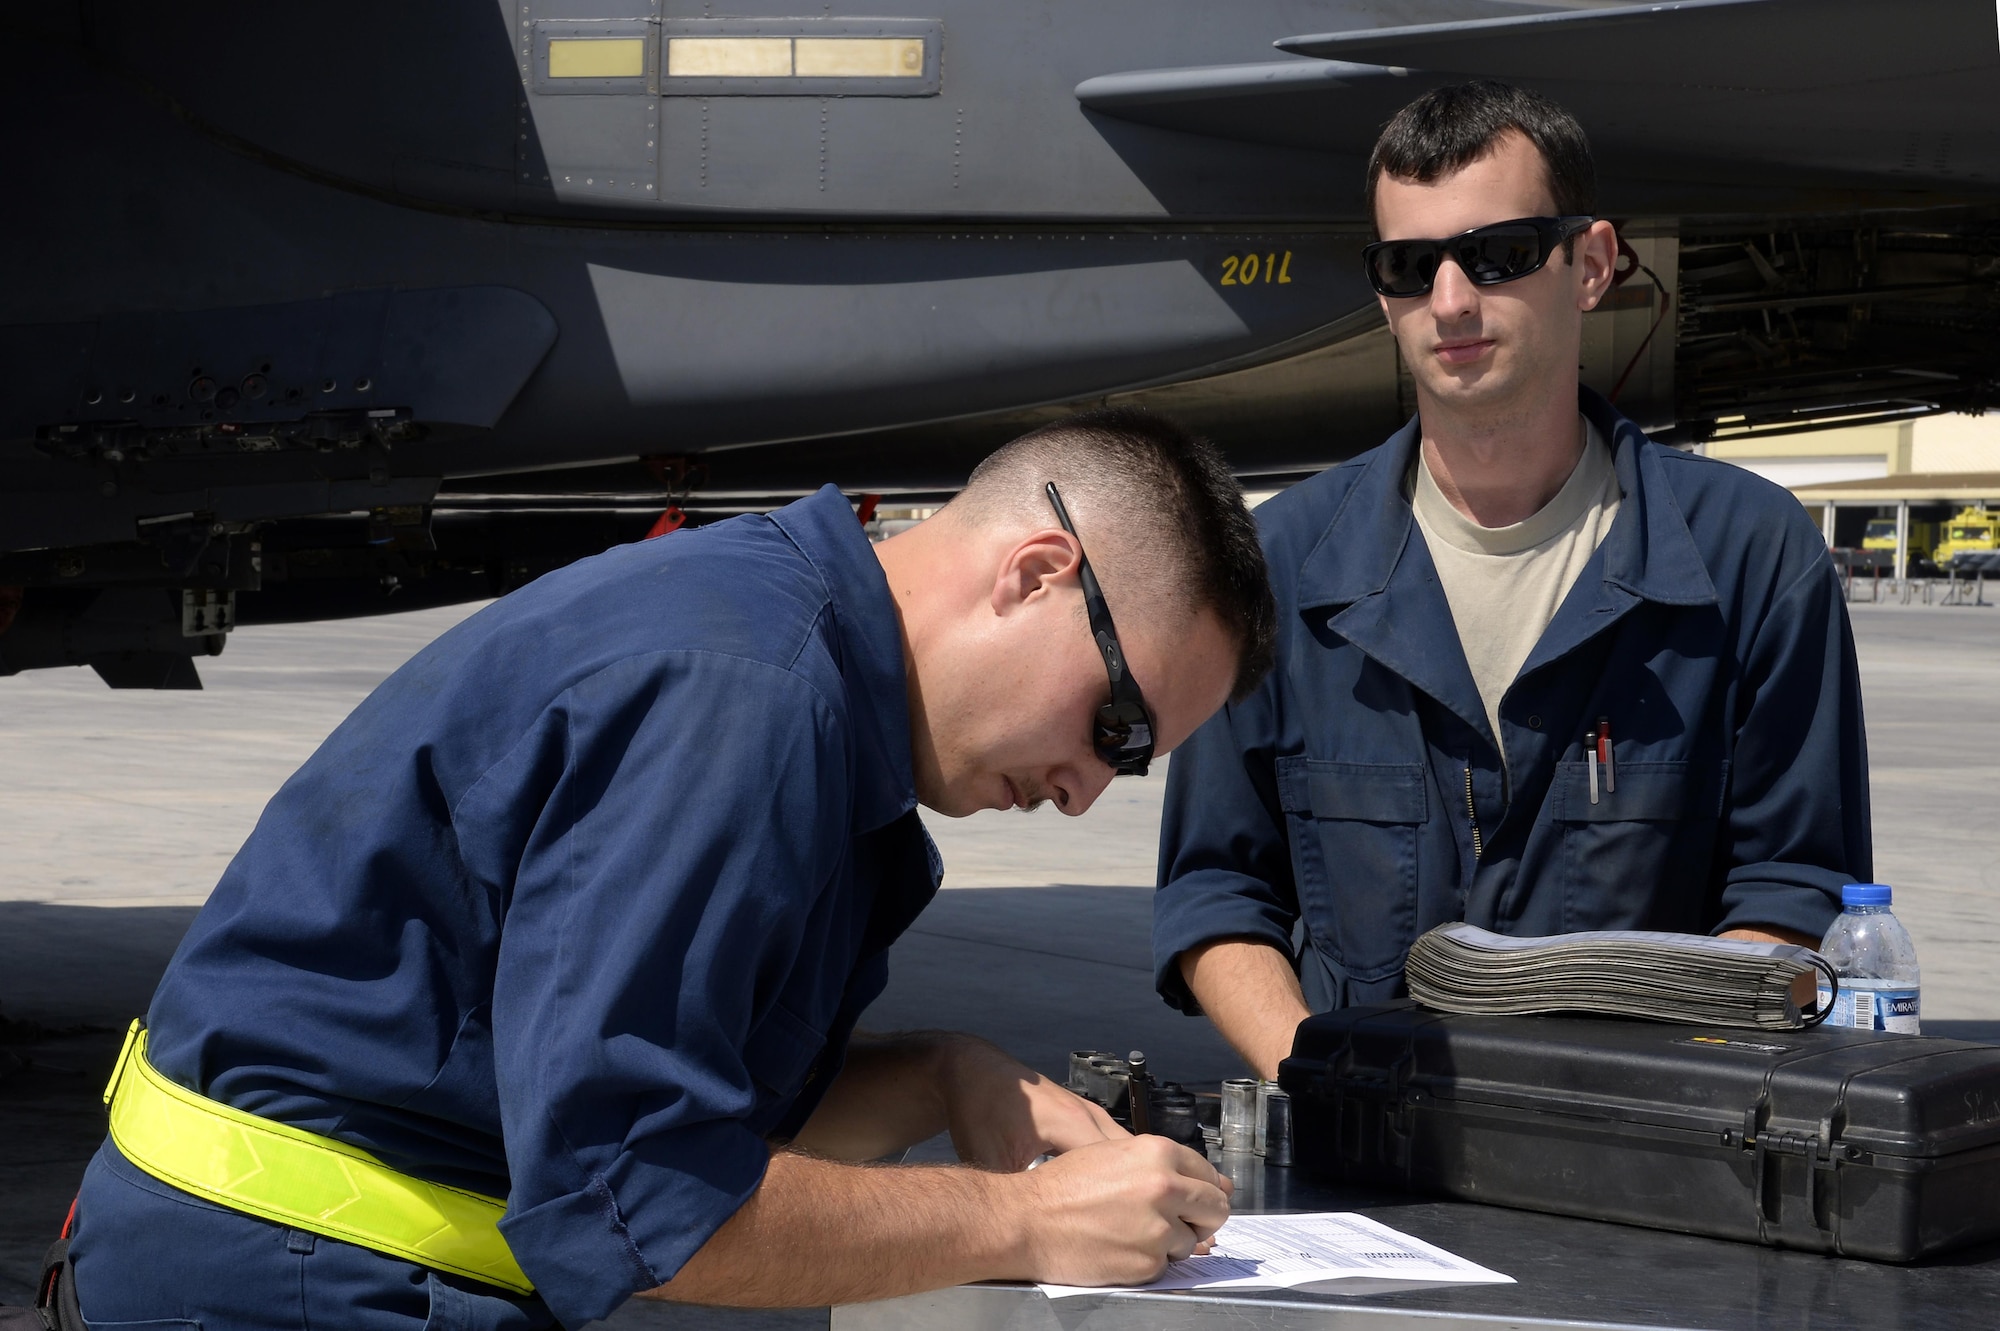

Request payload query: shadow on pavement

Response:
[864,884,1248,1088]
[0,903,201,1302]
[0,902,200,1032]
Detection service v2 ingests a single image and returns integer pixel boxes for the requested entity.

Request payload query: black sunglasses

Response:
[1044,482,1156,777]
[1362,215,1596,298]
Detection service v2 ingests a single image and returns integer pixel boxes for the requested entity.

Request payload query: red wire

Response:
[1610,262,1672,405]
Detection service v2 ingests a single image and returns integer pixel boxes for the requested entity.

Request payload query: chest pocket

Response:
[1549,759,1727,934]
[1276,757,1427,984]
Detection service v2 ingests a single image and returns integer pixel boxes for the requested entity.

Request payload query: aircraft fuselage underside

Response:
[8,0,2000,683]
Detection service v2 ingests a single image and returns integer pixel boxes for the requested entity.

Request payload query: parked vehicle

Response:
[1863,518,1939,571]
[1935,507,2000,569]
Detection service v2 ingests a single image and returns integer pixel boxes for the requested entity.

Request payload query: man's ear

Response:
[991,529,1081,616]
[1575,220,1620,313]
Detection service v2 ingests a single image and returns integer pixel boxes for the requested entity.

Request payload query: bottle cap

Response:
[1842,883,1892,906]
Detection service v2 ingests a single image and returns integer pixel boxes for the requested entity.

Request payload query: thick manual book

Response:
[1404,922,1834,1030]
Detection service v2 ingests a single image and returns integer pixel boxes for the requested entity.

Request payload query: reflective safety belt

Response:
[103,1020,533,1295]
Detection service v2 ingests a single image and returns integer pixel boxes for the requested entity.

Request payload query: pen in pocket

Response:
[1586,724,1600,805]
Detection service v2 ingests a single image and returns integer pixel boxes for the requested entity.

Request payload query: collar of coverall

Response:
[770,484,920,836]
[1295,386,1720,613]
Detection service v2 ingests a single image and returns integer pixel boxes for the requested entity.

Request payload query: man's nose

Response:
[1051,762,1116,817]
[1428,256,1480,322]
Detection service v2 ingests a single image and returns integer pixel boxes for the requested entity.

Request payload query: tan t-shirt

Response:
[1412,419,1621,765]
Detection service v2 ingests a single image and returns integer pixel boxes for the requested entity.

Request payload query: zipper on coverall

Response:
[1463,765,1483,864]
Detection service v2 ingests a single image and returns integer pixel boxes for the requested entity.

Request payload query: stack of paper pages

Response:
[1404,922,1829,1029]
[1037,1212,1512,1299]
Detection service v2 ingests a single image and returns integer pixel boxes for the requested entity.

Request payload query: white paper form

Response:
[1037,1212,1514,1300]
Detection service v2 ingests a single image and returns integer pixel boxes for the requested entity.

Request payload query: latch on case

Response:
[1743,1104,1858,1233]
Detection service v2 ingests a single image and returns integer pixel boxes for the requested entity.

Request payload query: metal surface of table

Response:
[833,1155,2000,1331]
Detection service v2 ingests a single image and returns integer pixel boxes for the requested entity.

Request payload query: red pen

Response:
[1598,716,1615,794]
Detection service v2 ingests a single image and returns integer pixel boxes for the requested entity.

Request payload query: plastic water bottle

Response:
[1817,883,1922,1034]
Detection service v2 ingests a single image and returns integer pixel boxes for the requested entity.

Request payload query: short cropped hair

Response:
[954,408,1276,702]
[1366,81,1596,234]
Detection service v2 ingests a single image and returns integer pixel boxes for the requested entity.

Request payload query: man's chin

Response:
[919,786,1002,818]
[1417,362,1519,410]
[926,797,985,818]
[1424,353,1499,384]
[916,771,1039,817]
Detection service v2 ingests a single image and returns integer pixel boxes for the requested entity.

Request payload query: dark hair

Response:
[1366,81,1596,237]
[960,407,1276,702]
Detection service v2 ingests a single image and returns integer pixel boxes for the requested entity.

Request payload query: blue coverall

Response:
[1155,390,1871,1014]
[70,485,940,1329]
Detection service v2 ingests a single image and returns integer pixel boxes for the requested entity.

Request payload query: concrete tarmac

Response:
[2,594,1996,1317]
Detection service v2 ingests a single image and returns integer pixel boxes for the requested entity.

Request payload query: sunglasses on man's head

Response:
[1044,482,1156,777]
[1362,215,1596,298]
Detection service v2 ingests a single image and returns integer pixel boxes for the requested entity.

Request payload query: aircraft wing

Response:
[1078,0,2000,197]
[1273,0,1964,85]
[1075,59,1430,160]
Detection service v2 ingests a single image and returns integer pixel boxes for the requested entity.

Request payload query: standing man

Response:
[69,408,1276,1328]
[1155,82,1870,1080]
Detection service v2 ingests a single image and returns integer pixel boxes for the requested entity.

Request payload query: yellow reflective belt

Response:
[103,1021,532,1296]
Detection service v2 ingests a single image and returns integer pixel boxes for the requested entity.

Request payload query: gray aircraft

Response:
[6,0,2000,687]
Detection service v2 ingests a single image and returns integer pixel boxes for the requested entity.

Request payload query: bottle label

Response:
[1817,982,1920,1034]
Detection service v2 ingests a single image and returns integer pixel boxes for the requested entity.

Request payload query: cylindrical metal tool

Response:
[1221,1078,1260,1152]
[1148,1082,1200,1148]
[1103,1068,1132,1124]
[1068,1050,1105,1096]
[1263,1087,1294,1167]
[1084,1055,1129,1118]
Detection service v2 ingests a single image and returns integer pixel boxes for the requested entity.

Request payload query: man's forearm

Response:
[1719,925,1822,948]
[647,1151,1016,1306]
[787,1031,955,1162]
[1720,924,1824,1004]
[792,1030,1128,1169]
[650,1136,1233,1306]
[1179,938,1311,1081]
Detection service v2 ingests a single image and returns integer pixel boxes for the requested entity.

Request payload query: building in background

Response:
[1701,416,2000,579]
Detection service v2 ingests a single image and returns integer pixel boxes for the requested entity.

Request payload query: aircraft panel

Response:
[11,0,2000,685]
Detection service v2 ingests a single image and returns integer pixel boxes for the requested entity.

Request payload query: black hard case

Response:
[1277,1003,2000,1261]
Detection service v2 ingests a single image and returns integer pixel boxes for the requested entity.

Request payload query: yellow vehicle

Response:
[1933,507,2000,566]
[1863,518,1938,567]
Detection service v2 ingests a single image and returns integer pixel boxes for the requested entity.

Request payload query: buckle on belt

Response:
[102,1019,143,1109]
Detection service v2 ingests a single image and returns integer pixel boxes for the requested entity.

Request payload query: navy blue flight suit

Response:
[70,486,940,1329]
[1156,390,1870,1014]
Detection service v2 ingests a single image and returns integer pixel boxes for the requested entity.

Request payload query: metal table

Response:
[833,1153,2000,1330]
